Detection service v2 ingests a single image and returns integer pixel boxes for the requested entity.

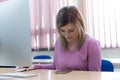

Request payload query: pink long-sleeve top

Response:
[34,35,101,71]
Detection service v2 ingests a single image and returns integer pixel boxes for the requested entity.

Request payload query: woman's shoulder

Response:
[86,35,98,41]
[54,37,61,47]
[85,35,100,44]
[55,37,60,44]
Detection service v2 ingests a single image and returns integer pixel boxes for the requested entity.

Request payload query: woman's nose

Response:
[64,32,69,37]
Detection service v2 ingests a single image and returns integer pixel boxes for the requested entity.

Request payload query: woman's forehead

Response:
[60,23,77,30]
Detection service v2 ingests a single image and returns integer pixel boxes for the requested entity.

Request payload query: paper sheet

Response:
[0,76,14,80]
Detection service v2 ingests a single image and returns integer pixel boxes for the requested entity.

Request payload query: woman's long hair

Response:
[56,6,86,49]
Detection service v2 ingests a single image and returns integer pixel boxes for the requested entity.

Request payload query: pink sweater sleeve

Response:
[34,63,56,69]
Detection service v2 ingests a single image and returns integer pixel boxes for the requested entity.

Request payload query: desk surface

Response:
[0,68,120,80]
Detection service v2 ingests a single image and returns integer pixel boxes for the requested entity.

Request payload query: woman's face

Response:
[60,23,79,43]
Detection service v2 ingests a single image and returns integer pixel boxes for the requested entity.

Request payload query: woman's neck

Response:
[67,38,78,51]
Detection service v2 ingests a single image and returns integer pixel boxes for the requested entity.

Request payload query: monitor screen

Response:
[0,0,32,67]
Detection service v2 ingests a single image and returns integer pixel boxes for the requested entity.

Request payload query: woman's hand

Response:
[16,65,35,72]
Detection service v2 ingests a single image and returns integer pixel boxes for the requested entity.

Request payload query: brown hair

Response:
[56,6,86,49]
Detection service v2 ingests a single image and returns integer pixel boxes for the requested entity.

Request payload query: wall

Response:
[101,48,120,58]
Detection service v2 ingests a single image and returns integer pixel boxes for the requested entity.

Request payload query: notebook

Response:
[0,73,37,78]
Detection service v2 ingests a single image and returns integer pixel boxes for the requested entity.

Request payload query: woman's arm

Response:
[87,38,101,71]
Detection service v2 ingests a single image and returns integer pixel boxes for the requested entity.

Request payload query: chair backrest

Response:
[33,55,51,59]
[101,59,114,72]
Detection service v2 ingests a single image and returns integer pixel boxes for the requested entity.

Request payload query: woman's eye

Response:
[60,30,65,32]
[69,30,74,32]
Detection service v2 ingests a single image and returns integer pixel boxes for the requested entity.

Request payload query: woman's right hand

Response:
[16,65,35,72]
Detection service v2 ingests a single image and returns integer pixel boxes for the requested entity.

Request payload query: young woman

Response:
[25,6,101,71]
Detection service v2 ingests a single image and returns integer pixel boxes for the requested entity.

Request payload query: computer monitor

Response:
[0,0,32,67]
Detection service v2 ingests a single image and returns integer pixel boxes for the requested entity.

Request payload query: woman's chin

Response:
[67,40,71,43]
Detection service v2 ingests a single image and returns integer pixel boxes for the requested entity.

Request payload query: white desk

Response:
[0,68,120,80]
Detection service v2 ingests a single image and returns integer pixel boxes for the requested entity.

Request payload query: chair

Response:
[33,55,51,59]
[101,59,114,72]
